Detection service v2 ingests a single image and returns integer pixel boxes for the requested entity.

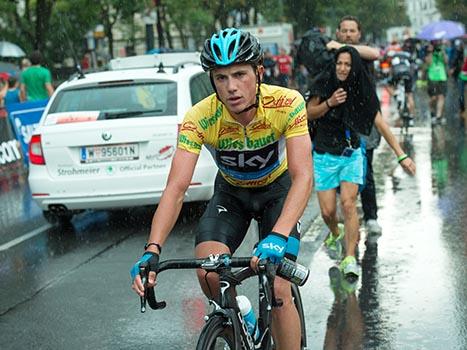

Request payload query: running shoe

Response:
[340,276,358,294]
[329,266,357,301]
[324,223,345,260]
[328,266,342,299]
[339,255,359,280]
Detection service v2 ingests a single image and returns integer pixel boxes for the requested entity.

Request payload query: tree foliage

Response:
[0,0,417,66]
[436,0,467,25]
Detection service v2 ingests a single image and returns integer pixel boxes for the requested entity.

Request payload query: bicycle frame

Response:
[209,258,276,349]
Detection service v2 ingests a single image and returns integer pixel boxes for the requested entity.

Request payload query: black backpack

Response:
[296,28,335,80]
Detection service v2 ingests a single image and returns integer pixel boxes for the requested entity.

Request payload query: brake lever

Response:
[265,261,283,308]
[258,260,283,308]
[139,262,166,313]
[139,263,148,313]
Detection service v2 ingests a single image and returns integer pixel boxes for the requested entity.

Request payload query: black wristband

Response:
[325,99,332,109]
[270,232,289,241]
[144,242,162,253]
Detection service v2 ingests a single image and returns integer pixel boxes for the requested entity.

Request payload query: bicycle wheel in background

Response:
[291,284,307,350]
[196,315,237,350]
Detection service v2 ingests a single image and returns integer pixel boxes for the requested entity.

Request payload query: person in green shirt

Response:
[20,50,54,101]
[425,41,448,125]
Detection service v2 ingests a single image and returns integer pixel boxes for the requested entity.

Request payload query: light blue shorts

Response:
[313,148,364,192]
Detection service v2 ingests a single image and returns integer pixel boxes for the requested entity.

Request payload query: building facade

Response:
[405,0,442,34]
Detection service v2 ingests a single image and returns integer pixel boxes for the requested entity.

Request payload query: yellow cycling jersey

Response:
[178,84,308,187]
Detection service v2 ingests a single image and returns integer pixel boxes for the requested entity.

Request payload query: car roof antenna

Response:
[157,62,165,73]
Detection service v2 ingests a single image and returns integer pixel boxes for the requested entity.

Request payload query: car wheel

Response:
[43,210,74,226]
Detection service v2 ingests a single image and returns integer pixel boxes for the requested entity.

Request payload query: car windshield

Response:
[47,81,177,118]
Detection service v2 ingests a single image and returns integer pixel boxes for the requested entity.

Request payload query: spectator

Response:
[262,49,277,84]
[306,46,380,280]
[0,75,22,107]
[20,50,54,102]
[274,48,293,87]
[20,58,31,71]
[425,41,448,125]
[332,14,384,235]
[449,39,465,124]
[460,56,467,130]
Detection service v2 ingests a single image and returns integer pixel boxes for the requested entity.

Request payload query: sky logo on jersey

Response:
[216,142,279,179]
[220,151,274,169]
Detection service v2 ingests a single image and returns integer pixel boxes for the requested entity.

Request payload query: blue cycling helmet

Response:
[201,28,263,71]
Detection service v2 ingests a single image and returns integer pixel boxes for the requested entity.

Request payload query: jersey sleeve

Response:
[177,106,206,155]
[284,91,308,139]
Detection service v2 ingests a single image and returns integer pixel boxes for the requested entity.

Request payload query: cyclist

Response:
[130,28,312,350]
[386,49,416,124]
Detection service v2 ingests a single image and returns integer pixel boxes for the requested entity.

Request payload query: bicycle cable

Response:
[204,271,214,299]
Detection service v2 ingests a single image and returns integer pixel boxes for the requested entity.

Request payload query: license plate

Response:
[80,143,139,163]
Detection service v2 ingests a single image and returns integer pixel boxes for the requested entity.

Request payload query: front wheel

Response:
[196,315,237,350]
[292,284,307,349]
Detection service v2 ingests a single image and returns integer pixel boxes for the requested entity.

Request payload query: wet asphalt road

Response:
[0,86,466,349]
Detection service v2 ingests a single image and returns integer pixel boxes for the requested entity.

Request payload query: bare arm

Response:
[145,148,199,252]
[374,112,416,175]
[132,148,199,296]
[45,82,54,97]
[307,96,329,119]
[0,82,7,99]
[20,83,26,101]
[271,134,313,236]
[307,88,347,120]
[327,40,379,61]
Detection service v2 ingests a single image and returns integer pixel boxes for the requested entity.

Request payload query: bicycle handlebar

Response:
[138,254,309,313]
[156,256,252,272]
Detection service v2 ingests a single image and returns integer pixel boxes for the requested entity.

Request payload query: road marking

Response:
[0,224,52,251]
[301,216,326,242]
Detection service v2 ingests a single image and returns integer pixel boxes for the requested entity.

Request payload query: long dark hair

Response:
[309,46,379,136]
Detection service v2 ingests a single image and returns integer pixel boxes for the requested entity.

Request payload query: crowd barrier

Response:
[3,99,48,168]
[0,108,23,171]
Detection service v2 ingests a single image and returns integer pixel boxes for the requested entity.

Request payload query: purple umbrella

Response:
[417,20,465,41]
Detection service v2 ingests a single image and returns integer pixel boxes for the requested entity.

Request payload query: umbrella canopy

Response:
[0,41,26,58]
[417,20,465,41]
[0,61,20,76]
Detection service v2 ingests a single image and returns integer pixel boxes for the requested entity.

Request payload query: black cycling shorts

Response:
[195,171,301,260]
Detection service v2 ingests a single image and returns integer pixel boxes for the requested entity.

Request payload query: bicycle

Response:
[393,73,413,135]
[139,253,309,349]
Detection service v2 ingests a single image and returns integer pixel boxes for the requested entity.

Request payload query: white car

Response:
[28,53,216,223]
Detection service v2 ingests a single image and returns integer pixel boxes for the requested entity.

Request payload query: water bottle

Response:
[236,295,259,341]
[276,258,310,286]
